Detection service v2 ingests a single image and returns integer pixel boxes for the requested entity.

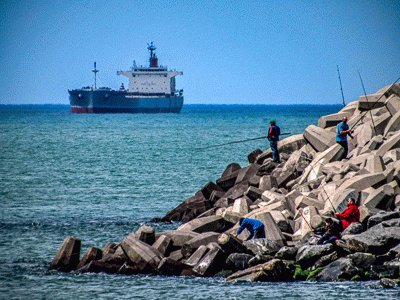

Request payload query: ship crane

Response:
[92,62,99,89]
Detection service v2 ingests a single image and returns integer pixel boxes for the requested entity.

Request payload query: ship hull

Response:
[69,90,184,114]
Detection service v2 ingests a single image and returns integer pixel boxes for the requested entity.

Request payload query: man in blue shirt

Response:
[267,120,281,163]
[233,218,266,240]
[336,117,353,160]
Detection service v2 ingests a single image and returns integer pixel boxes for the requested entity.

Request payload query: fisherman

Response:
[336,198,360,230]
[267,120,281,163]
[317,218,342,245]
[336,116,353,160]
[233,218,265,240]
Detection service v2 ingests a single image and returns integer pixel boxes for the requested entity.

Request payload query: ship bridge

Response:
[117,43,183,95]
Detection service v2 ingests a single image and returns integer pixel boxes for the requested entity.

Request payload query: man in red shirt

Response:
[336,198,360,230]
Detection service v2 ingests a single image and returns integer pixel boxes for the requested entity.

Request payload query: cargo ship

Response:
[69,43,184,113]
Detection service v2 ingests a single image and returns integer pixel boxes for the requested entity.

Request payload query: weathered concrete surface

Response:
[162,230,199,248]
[103,243,118,256]
[134,225,156,245]
[385,94,400,116]
[152,235,173,256]
[77,247,102,269]
[181,232,220,258]
[384,110,400,136]
[363,184,395,210]
[376,132,400,157]
[256,134,306,164]
[121,233,163,272]
[183,245,209,267]
[157,257,190,276]
[303,125,336,152]
[226,259,293,282]
[245,209,285,245]
[364,155,385,174]
[177,215,229,233]
[318,112,352,129]
[358,93,387,110]
[317,258,361,281]
[193,247,225,276]
[50,236,81,272]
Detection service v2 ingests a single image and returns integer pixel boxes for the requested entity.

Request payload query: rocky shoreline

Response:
[50,83,400,288]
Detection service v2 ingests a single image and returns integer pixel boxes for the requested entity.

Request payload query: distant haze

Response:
[0,0,399,105]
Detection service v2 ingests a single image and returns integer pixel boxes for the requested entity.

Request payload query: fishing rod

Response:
[350,76,400,131]
[299,154,337,213]
[358,71,377,135]
[298,208,317,237]
[337,65,346,107]
[195,133,292,150]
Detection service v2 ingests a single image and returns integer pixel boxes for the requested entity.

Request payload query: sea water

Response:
[0,105,399,299]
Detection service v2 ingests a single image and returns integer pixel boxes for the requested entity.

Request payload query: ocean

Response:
[0,104,399,299]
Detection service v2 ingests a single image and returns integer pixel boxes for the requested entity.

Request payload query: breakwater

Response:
[50,84,400,288]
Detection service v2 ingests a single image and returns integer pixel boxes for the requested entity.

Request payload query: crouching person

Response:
[317,218,342,245]
[233,218,265,240]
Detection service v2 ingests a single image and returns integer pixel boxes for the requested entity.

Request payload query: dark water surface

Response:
[0,104,399,299]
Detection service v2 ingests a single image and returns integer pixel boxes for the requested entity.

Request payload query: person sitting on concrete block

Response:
[233,218,265,240]
[267,120,281,163]
[317,218,342,245]
[336,117,354,160]
[336,198,360,230]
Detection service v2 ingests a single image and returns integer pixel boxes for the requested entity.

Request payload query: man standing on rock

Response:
[336,198,360,230]
[336,116,353,160]
[267,120,281,163]
[233,218,265,240]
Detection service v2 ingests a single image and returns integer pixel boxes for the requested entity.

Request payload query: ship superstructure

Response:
[69,43,184,113]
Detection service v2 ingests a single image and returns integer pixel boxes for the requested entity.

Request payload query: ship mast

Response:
[147,42,158,68]
[92,62,99,89]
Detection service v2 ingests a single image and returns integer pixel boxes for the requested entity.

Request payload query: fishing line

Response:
[358,71,377,135]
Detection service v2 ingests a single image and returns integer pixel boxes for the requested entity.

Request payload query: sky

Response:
[0,0,399,104]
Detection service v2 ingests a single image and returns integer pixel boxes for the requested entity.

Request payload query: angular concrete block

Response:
[134,225,155,245]
[256,134,306,164]
[303,125,336,152]
[358,93,387,110]
[244,187,262,202]
[373,112,391,136]
[192,247,225,276]
[318,112,352,128]
[152,235,173,256]
[235,164,259,185]
[245,209,285,245]
[384,110,400,136]
[248,148,263,164]
[162,230,199,248]
[356,123,374,147]
[183,245,209,267]
[363,184,395,210]
[261,190,285,204]
[181,232,220,258]
[201,182,224,200]
[121,233,163,272]
[385,94,400,116]
[259,175,278,191]
[376,131,400,157]
[50,236,81,272]
[364,155,385,174]
[177,215,229,233]
[232,197,249,215]
[77,247,102,269]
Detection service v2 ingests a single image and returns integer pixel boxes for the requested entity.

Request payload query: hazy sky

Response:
[0,0,399,104]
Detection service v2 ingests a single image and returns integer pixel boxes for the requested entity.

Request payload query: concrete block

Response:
[248,148,263,164]
[50,236,81,272]
[77,247,102,269]
[121,233,163,272]
[193,246,225,276]
[152,235,173,256]
[183,245,209,267]
[261,190,285,204]
[256,134,306,164]
[360,135,384,154]
[364,155,385,174]
[259,175,278,191]
[385,94,400,116]
[181,232,220,258]
[303,125,336,152]
[246,209,285,245]
[373,112,391,136]
[331,188,359,214]
[295,195,324,211]
[222,210,242,224]
[358,93,387,110]
[235,164,259,185]
[363,184,395,210]
[221,162,241,178]
[134,225,155,245]
[318,112,352,128]
[244,187,262,202]
[201,182,224,200]
[384,110,400,136]
[299,206,319,238]
[162,230,199,248]
[157,257,190,276]
[376,131,400,157]
[232,197,249,215]
[177,215,229,233]
[356,123,374,147]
